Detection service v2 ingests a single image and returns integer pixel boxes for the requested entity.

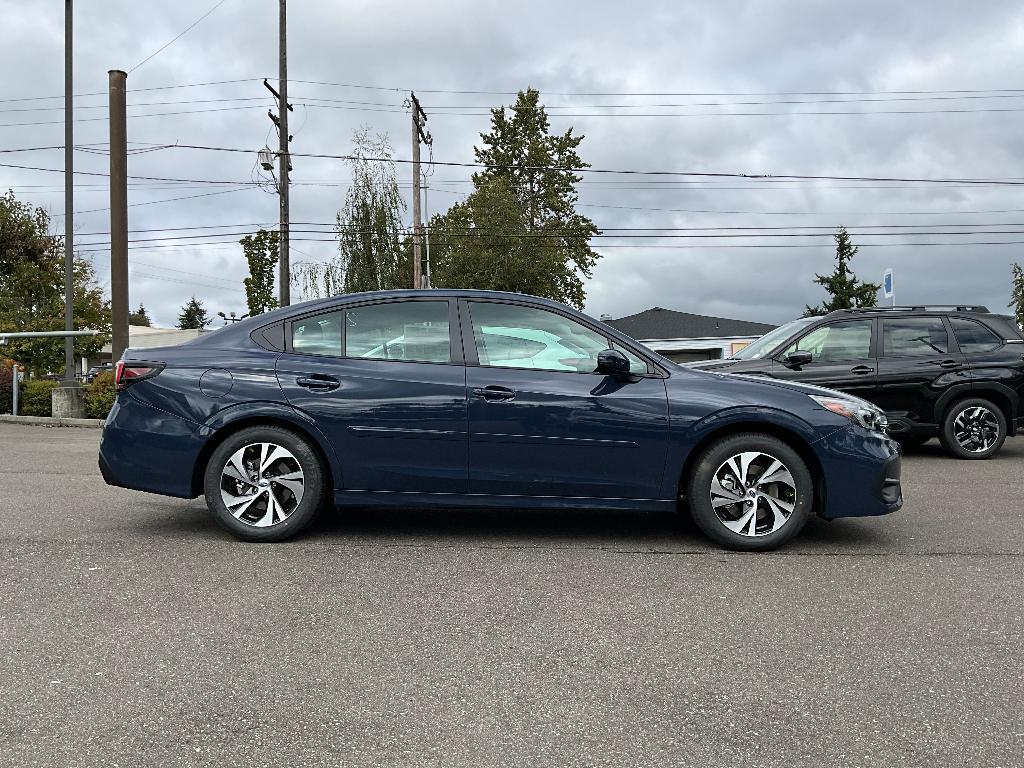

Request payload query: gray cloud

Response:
[2,0,1022,327]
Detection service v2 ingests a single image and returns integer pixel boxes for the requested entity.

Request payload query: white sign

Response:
[883,268,894,300]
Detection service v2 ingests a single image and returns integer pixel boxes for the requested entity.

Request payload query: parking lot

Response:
[0,421,1021,767]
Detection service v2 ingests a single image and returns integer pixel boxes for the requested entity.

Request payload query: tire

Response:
[203,425,326,542]
[939,398,1006,460]
[894,434,930,451]
[686,433,814,552]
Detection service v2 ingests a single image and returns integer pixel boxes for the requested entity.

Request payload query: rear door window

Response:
[345,301,451,363]
[881,317,950,357]
[950,318,1003,354]
[291,312,343,356]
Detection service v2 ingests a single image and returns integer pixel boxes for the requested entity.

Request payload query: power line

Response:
[128,0,232,74]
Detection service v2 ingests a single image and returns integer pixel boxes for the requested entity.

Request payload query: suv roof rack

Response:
[827,305,990,315]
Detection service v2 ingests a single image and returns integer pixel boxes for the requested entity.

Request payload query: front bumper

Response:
[815,426,902,519]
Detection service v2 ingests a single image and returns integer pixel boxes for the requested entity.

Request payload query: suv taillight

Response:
[114,361,162,391]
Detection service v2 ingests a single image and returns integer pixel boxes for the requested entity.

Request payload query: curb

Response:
[0,415,104,428]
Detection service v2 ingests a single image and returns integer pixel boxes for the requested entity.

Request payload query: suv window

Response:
[291,312,342,356]
[345,301,451,363]
[469,302,639,373]
[784,320,872,362]
[950,317,1003,354]
[881,317,949,357]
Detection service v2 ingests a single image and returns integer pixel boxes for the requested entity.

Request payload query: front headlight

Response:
[809,394,888,433]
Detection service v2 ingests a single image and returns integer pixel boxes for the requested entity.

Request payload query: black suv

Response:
[689,306,1024,459]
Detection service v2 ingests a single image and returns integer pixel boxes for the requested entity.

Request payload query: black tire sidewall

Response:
[940,398,1007,460]
[203,425,325,542]
[687,433,814,551]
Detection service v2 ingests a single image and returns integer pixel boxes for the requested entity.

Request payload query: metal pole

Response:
[411,93,423,289]
[423,182,431,288]
[278,0,290,306]
[63,0,74,382]
[108,70,129,363]
[12,365,19,416]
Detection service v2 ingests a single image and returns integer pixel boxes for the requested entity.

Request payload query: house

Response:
[603,307,776,363]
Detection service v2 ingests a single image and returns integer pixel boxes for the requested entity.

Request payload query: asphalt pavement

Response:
[1,422,1022,767]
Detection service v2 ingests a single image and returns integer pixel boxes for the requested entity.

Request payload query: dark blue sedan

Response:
[99,289,902,551]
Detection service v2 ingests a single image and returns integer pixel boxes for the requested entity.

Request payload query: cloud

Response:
[2,0,1022,327]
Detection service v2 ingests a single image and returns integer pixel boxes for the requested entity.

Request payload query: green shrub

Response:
[19,380,60,417]
[0,365,12,414]
[85,371,116,419]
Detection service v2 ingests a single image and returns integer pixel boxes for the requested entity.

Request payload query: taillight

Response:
[115,361,162,391]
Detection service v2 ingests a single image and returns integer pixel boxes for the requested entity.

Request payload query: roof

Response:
[605,307,776,341]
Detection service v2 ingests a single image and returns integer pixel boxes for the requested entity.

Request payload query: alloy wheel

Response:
[952,406,1000,454]
[219,442,305,527]
[709,451,797,537]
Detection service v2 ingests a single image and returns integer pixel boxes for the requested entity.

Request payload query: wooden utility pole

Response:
[410,93,431,289]
[108,70,129,364]
[277,0,290,306]
[63,0,74,381]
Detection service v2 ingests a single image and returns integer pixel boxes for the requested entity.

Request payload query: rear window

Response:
[950,318,1003,354]
[881,318,949,357]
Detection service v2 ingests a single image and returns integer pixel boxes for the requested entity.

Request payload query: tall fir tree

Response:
[240,228,279,316]
[427,88,600,308]
[176,296,211,329]
[804,227,881,316]
[1010,262,1024,331]
[128,302,152,326]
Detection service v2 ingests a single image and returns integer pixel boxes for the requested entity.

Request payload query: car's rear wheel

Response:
[203,425,326,542]
[939,398,1006,460]
[687,433,814,551]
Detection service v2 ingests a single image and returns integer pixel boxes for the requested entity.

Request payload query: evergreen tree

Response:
[428,88,600,308]
[1010,262,1024,331]
[293,129,407,299]
[240,228,279,316]
[128,302,152,326]
[0,189,110,376]
[804,227,881,316]
[176,296,211,329]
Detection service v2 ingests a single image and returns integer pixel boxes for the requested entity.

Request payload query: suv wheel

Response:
[687,433,814,551]
[203,425,326,542]
[939,398,1006,460]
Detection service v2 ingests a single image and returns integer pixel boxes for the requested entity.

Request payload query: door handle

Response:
[931,359,960,369]
[850,365,874,375]
[296,375,340,392]
[473,385,516,402]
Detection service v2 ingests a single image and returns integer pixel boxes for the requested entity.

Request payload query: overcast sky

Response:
[2,0,1023,327]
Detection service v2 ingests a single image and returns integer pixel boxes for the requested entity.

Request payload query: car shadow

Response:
[125,497,894,553]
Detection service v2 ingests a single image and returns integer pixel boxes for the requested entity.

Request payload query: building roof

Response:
[605,307,776,341]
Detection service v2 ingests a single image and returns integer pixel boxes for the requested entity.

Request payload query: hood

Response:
[685,367,877,409]
[685,358,769,373]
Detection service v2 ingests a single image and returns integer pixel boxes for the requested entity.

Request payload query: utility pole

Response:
[410,92,431,289]
[63,0,74,381]
[277,0,291,305]
[109,70,129,364]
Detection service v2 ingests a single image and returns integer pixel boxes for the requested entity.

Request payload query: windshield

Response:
[733,317,816,360]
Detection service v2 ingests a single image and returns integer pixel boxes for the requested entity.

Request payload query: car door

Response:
[948,315,1024,402]
[275,298,468,494]
[768,318,878,399]
[462,299,670,500]
[874,315,969,426]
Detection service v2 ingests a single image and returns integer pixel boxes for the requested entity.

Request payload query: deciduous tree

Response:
[240,228,279,316]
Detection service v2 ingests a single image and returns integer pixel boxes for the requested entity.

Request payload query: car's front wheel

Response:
[939,398,1006,460]
[203,425,326,542]
[687,433,814,551]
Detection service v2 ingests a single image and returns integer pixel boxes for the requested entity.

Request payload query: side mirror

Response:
[785,350,813,368]
[597,348,632,377]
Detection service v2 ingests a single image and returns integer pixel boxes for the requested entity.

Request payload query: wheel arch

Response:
[676,420,827,513]
[190,405,341,498]
[940,386,1017,436]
